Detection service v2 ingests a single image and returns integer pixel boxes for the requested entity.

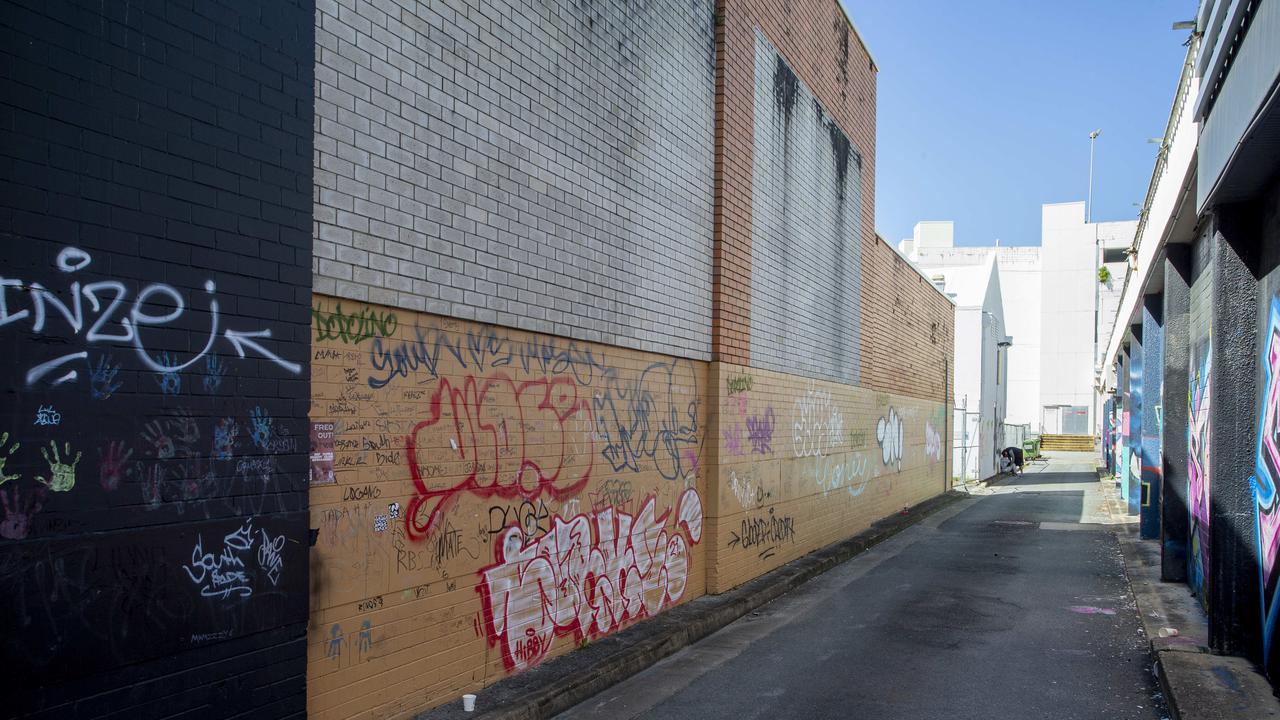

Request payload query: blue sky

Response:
[842,0,1197,247]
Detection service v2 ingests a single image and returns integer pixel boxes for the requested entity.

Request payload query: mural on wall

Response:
[1254,298,1280,668]
[0,243,309,694]
[1188,336,1212,607]
[308,298,707,716]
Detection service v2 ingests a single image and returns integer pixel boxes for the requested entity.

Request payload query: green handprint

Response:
[0,433,19,485]
[37,441,82,492]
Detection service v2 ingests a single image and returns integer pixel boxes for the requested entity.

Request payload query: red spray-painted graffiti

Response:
[478,488,703,672]
[404,373,593,541]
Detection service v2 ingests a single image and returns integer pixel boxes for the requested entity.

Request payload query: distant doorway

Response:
[1041,405,1090,435]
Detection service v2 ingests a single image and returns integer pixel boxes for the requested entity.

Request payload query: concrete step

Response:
[1040,434,1096,451]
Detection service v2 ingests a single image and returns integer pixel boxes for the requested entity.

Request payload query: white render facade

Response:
[900,204,1135,436]
[924,254,1008,480]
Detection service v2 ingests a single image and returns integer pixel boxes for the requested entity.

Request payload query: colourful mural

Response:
[1188,337,1211,608]
[1255,297,1280,668]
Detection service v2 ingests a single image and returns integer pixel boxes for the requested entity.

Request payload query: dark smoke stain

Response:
[835,15,850,86]
[773,56,799,116]
[827,119,860,200]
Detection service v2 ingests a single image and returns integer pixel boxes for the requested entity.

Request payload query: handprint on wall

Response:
[36,441,82,492]
[154,353,182,395]
[99,441,133,492]
[89,354,123,400]
[141,421,176,460]
[0,485,45,540]
[202,354,227,393]
[249,407,273,451]
[168,409,201,455]
[0,433,20,486]
[139,462,166,509]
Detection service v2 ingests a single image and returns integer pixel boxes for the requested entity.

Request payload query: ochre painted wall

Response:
[306,297,950,717]
[705,364,948,592]
[307,296,709,719]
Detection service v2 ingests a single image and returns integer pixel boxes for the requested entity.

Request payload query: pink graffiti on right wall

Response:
[1254,297,1280,667]
[478,489,703,672]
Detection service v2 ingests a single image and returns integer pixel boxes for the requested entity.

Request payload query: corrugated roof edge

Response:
[834,0,878,72]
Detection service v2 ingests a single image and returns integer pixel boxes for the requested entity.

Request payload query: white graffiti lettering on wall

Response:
[3,246,300,390]
[792,381,844,458]
[33,405,61,426]
[479,489,703,672]
[925,421,942,462]
[729,468,765,509]
[877,408,904,471]
[812,452,871,498]
[184,518,284,599]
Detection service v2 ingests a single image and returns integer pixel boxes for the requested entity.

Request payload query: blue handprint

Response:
[203,354,227,393]
[89,355,123,400]
[249,406,273,451]
[154,353,182,395]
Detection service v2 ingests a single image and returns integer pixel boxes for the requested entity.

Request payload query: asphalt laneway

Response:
[555,454,1167,720]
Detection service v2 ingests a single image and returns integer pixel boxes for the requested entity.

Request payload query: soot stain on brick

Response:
[835,15,850,87]
[828,121,854,196]
[773,56,800,117]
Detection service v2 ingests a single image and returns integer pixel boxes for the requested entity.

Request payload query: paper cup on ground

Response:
[462,694,477,712]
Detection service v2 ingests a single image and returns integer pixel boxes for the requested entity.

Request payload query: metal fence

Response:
[952,410,1033,481]
[1000,423,1030,453]
[952,406,981,481]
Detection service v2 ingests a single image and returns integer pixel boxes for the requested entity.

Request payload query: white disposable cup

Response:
[462,694,477,712]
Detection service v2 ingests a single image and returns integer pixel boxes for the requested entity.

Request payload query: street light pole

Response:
[1089,129,1101,439]
[1087,129,1101,222]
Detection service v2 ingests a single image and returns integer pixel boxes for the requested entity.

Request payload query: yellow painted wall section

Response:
[705,364,949,592]
[307,296,709,719]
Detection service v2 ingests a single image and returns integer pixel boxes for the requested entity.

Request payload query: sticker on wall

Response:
[310,421,336,485]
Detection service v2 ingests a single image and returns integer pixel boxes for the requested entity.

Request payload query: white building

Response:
[1039,202,1134,434]
[928,254,1009,480]
[903,222,1041,428]
[900,203,1135,436]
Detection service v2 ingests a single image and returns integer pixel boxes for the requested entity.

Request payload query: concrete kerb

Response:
[1110,499,1280,719]
[419,490,969,720]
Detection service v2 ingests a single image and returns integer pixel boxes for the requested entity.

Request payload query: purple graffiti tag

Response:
[747,407,775,455]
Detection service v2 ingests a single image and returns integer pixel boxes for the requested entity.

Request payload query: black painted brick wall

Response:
[0,1,314,717]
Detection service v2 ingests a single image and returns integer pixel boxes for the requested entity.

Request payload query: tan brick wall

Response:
[704,363,948,592]
[307,296,709,719]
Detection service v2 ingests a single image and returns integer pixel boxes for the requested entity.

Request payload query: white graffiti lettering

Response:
[479,489,703,672]
[792,381,844,458]
[5,247,300,389]
[877,408,904,471]
[925,421,942,461]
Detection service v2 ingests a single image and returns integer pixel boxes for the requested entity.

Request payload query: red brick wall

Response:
[713,0,952,407]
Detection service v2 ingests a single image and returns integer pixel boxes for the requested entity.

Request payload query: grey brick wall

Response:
[313,0,717,359]
[749,31,862,384]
